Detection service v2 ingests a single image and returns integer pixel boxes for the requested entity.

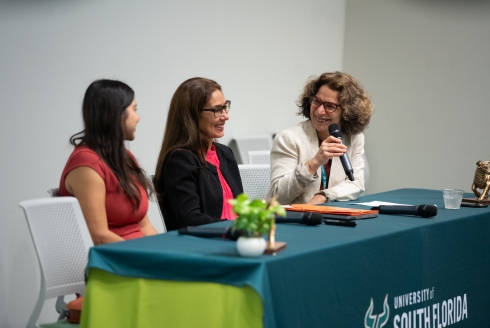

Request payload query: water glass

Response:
[442,189,464,209]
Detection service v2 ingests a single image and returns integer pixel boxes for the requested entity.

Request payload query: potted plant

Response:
[229,193,286,257]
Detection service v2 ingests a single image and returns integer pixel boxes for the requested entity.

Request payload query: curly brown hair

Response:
[296,72,373,135]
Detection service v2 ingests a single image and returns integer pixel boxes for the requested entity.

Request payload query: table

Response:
[80,189,490,327]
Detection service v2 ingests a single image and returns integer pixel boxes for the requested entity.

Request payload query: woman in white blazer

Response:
[268,72,373,205]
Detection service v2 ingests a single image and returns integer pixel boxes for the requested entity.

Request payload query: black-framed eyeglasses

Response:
[309,97,341,113]
[200,100,231,118]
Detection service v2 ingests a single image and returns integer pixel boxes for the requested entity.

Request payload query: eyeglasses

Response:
[309,97,341,113]
[200,100,231,118]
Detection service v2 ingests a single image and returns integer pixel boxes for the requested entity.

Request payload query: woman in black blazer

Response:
[154,77,243,231]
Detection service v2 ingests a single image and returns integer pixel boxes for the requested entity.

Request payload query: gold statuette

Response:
[265,220,286,255]
[264,197,286,255]
[463,160,490,205]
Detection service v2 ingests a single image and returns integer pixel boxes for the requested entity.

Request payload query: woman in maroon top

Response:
[59,79,157,244]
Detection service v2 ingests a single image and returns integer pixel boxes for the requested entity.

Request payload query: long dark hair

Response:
[70,79,151,210]
[155,77,221,182]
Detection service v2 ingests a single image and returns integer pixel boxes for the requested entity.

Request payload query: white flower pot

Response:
[236,236,266,257]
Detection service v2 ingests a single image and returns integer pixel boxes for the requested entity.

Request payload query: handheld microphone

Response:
[328,124,354,181]
[275,211,323,226]
[372,204,438,218]
[178,226,246,240]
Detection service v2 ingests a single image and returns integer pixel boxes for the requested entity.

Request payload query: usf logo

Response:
[364,294,389,328]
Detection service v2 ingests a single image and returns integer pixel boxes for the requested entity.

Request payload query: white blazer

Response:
[267,120,365,205]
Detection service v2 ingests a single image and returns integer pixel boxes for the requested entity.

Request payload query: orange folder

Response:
[288,204,378,216]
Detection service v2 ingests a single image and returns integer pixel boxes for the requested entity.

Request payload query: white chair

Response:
[49,181,167,233]
[238,164,271,200]
[248,150,270,164]
[19,197,93,328]
[47,188,60,197]
[148,175,167,233]
[233,135,273,164]
[47,187,81,323]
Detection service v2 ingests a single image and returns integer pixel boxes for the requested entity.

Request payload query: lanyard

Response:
[320,164,328,189]
[319,138,328,189]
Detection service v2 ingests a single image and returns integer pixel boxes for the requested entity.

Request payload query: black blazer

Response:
[155,143,243,231]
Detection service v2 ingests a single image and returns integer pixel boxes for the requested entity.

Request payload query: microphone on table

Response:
[178,226,246,240]
[275,211,323,226]
[328,124,354,181]
[372,204,438,218]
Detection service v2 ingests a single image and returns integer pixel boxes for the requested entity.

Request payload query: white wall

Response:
[344,0,490,195]
[0,0,345,326]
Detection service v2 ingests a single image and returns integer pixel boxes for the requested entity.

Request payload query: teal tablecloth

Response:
[87,188,490,327]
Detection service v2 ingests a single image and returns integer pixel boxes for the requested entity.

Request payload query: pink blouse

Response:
[206,145,237,220]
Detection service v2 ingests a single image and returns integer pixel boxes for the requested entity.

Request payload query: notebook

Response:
[287,204,379,216]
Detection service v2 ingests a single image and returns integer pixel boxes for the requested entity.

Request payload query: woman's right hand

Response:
[306,135,347,174]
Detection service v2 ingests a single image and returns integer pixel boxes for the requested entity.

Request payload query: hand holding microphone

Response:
[308,136,346,174]
[318,136,347,163]
[306,124,354,181]
[328,124,354,181]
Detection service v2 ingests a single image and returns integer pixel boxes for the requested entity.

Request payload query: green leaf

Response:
[236,193,249,202]
[231,193,276,235]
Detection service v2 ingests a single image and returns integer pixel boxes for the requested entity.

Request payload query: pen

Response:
[323,219,357,227]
